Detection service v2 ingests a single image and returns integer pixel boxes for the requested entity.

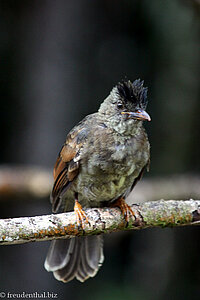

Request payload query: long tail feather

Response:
[44,236,104,283]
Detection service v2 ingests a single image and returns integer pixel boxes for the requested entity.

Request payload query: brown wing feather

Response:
[51,127,88,212]
[53,156,65,180]
[51,163,71,212]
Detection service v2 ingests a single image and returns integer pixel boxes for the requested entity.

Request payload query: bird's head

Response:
[99,79,151,134]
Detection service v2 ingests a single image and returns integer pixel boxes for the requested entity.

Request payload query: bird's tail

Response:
[44,235,104,283]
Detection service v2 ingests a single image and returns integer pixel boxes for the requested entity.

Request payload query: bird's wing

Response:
[130,159,150,192]
[51,125,88,213]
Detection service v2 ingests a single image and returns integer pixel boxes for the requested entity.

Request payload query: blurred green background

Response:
[0,1,199,299]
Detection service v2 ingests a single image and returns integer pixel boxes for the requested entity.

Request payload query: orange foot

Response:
[112,197,135,223]
[74,198,90,229]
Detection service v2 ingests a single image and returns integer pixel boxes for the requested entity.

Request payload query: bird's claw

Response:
[112,197,136,225]
[74,199,90,230]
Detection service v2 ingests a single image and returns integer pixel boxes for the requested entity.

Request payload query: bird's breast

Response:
[73,134,149,207]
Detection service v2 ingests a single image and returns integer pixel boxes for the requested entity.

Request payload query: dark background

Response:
[0,1,199,299]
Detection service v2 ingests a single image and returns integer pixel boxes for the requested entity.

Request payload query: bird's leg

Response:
[74,193,89,229]
[112,197,135,223]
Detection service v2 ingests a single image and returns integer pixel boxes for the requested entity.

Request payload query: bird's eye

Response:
[117,102,123,109]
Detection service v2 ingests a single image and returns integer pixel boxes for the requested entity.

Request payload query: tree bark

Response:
[0,200,199,246]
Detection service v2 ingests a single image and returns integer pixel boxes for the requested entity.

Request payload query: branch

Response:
[0,165,52,198]
[0,200,200,246]
[0,165,200,203]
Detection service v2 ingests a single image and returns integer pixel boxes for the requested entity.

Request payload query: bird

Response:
[44,79,151,283]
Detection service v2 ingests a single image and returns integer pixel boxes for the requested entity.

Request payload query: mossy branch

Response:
[0,200,200,245]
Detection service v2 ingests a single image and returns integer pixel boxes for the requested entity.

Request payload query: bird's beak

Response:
[121,110,151,121]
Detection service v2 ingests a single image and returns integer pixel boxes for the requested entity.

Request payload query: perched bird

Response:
[44,79,151,283]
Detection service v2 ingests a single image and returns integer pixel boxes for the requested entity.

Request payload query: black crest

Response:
[116,79,148,109]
